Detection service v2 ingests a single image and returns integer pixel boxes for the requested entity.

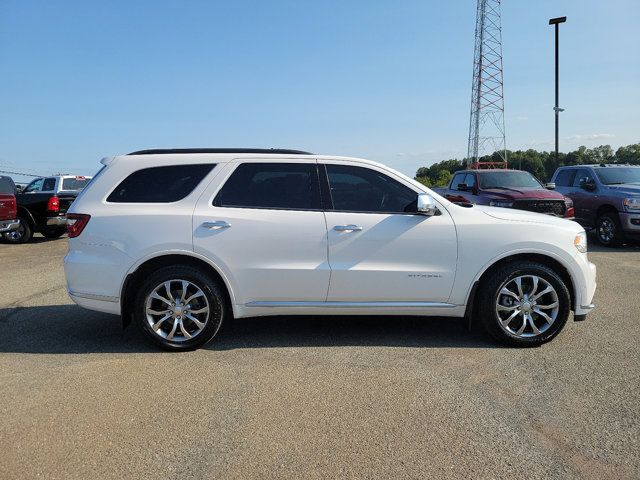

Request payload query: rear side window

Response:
[214,163,321,210]
[107,164,215,203]
[555,169,576,187]
[42,178,56,191]
[0,176,16,194]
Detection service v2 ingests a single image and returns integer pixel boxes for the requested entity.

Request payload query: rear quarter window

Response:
[107,164,215,203]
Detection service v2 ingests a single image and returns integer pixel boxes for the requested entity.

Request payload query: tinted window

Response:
[572,169,593,187]
[554,169,576,187]
[0,176,16,194]
[450,173,466,190]
[214,163,320,210]
[25,178,44,193]
[42,178,56,191]
[62,177,91,191]
[107,164,214,203]
[326,164,416,213]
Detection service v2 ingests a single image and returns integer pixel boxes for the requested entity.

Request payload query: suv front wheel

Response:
[477,261,571,347]
[134,266,226,351]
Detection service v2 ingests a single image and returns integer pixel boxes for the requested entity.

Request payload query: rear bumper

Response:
[0,218,20,232]
[46,215,67,226]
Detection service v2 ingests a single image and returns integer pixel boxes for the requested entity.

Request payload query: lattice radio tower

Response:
[467,0,507,169]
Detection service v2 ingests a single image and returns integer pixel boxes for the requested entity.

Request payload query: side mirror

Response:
[579,178,596,191]
[545,182,556,190]
[417,193,438,216]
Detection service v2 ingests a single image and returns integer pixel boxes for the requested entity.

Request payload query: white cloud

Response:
[565,133,616,141]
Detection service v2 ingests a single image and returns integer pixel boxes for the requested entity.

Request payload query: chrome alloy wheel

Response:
[495,275,559,338]
[145,279,210,342]
[598,217,615,243]
[4,223,25,241]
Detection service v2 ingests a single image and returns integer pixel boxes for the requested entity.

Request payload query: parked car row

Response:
[1,175,91,243]
[433,165,640,247]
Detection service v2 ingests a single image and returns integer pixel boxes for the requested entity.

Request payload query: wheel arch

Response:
[16,206,36,226]
[596,203,619,217]
[120,252,235,328]
[465,252,576,325]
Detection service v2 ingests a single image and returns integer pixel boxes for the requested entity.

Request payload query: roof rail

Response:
[127,148,313,156]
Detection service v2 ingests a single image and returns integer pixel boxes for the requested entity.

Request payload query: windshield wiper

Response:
[485,186,523,192]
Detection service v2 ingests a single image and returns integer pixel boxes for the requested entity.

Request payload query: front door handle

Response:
[334,224,363,232]
[202,221,231,230]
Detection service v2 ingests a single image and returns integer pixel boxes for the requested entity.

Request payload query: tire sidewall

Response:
[480,263,571,346]
[134,267,225,351]
[596,213,622,247]
[3,217,32,244]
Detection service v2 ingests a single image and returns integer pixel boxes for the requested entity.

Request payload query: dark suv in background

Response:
[551,164,640,247]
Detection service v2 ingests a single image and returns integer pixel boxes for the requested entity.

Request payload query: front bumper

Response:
[573,257,596,316]
[619,211,640,234]
[0,218,20,233]
[46,215,67,227]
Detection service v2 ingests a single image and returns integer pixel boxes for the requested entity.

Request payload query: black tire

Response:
[596,211,623,247]
[2,216,33,244]
[42,227,66,239]
[134,265,226,351]
[477,261,571,347]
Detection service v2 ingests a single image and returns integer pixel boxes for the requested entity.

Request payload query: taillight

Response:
[66,214,91,238]
[47,196,60,212]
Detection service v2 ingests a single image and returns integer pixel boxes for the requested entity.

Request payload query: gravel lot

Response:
[1,236,638,479]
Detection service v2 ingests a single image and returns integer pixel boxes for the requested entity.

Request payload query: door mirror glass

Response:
[417,193,438,216]
[545,182,556,190]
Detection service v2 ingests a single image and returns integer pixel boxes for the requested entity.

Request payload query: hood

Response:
[482,187,566,200]
[603,183,640,196]
[474,204,578,228]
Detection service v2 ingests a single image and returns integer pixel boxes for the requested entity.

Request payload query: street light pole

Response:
[549,16,566,164]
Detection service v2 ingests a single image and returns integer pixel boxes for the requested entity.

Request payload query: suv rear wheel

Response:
[477,261,571,347]
[134,265,226,351]
[596,211,623,247]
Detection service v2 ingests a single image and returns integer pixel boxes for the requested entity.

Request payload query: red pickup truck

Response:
[0,176,20,235]
[433,169,575,218]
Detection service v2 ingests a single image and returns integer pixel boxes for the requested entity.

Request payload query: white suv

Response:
[64,149,596,350]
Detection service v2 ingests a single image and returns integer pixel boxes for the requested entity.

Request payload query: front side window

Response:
[107,164,215,203]
[25,178,44,193]
[214,163,321,210]
[325,164,417,213]
[572,169,593,187]
[42,178,56,191]
[554,169,576,187]
[450,173,466,190]
[464,173,476,189]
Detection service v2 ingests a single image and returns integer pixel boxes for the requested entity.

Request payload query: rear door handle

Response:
[202,221,231,230]
[334,224,363,232]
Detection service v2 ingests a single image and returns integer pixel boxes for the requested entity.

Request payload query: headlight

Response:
[623,197,640,211]
[489,200,513,208]
[574,231,587,253]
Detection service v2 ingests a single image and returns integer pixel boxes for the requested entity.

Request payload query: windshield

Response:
[62,177,91,191]
[594,167,640,185]
[479,171,542,189]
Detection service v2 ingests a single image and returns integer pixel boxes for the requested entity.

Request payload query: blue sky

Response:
[1,0,638,182]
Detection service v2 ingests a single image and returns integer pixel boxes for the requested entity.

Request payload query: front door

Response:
[193,160,330,304]
[322,162,457,303]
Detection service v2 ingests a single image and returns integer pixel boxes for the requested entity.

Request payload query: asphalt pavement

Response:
[0,235,638,479]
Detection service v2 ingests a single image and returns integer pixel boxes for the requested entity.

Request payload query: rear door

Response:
[568,168,596,224]
[322,162,457,303]
[193,159,330,304]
